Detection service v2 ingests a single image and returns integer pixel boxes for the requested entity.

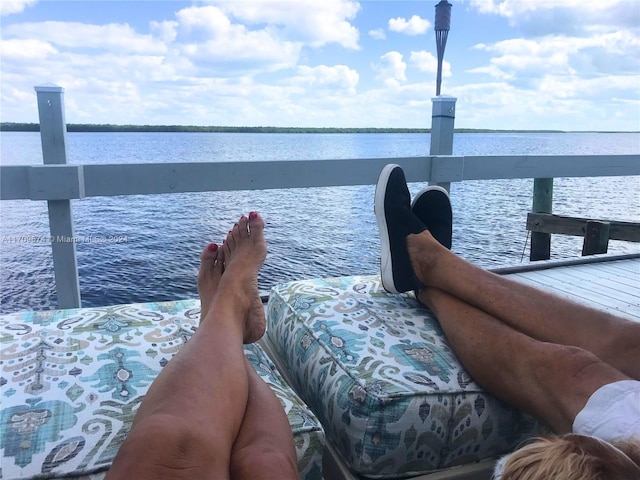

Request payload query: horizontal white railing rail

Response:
[2,85,638,310]
[2,154,639,201]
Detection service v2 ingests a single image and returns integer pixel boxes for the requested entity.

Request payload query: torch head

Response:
[435,0,452,32]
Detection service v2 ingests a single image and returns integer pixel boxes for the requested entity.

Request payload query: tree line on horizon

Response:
[0,122,567,134]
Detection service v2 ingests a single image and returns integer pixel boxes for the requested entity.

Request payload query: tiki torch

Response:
[434,0,452,96]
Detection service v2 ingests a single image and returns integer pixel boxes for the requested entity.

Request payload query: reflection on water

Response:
[1,132,638,313]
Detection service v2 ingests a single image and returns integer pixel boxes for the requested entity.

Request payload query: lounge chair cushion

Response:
[0,300,324,480]
[267,275,543,479]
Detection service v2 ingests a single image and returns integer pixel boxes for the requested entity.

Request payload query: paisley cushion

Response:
[0,300,324,480]
[267,275,543,479]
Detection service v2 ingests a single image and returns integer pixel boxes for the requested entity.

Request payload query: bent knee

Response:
[534,343,628,417]
[534,344,603,383]
[556,345,604,381]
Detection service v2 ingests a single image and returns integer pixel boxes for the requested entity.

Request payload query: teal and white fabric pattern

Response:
[0,300,325,480]
[267,275,543,479]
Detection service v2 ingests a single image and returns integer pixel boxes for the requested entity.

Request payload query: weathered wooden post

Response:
[35,85,81,308]
[530,178,553,261]
[429,95,456,191]
[582,221,610,256]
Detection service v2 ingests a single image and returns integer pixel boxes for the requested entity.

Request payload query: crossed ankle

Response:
[407,232,440,285]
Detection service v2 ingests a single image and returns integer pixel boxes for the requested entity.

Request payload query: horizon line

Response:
[1,122,638,134]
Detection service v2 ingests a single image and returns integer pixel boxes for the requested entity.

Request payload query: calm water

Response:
[1,132,639,313]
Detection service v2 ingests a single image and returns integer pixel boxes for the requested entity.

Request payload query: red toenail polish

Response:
[249,211,257,220]
[241,215,247,220]
[208,243,218,252]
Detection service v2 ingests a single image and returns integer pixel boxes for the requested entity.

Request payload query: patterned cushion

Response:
[0,300,324,480]
[267,275,543,479]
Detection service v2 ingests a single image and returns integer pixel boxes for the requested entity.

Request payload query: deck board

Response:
[541,268,639,297]
[520,268,640,305]
[505,257,640,322]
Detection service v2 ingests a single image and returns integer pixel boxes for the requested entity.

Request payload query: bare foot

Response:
[197,212,267,343]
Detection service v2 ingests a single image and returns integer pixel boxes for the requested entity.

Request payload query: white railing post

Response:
[34,85,81,308]
[429,95,457,191]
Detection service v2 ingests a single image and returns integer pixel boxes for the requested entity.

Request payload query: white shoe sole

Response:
[374,164,401,294]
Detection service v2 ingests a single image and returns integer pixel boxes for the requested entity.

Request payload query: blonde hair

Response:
[500,434,640,480]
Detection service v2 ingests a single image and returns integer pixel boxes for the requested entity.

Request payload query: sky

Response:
[1,0,639,131]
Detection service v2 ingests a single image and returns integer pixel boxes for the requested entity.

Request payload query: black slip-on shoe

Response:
[374,164,427,294]
[411,185,453,250]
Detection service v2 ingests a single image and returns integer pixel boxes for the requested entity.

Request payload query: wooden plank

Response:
[522,259,640,293]
[516,267,640,319]
[577,264,640,289]
[527,213,640,242]
[462,154,640,180]
[509,271,640,320]
[0,165,30,200]
[547,267,639,297]
[516,269,632,307]
[526,267,640,306]
[82,157,434,197]
[2,154,639,201]
[588,261,640,277]
[28,165,85,200]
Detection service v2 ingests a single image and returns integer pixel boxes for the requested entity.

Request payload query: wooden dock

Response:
[495,254,640,322]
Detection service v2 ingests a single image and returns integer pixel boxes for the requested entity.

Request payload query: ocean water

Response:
[1,131,639,313]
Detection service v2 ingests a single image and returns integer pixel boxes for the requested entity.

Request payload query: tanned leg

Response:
[229,358,299,480]
[420,287,631,433]
[409,230,640,379]
[106,213,267,480]
[225,216,299,480]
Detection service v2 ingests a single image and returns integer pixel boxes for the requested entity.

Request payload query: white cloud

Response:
[466,64,514,81]
[3,21,168,55]
[469,0,639,34]
[150,20,179,44]
[460,0,639,131]
[388,15,431,36]
[450,75,640,131]
[211,0,361,50]
[409,50,452,77]
[0,38,57,60]
[175,6,301,72]
[1,0,637,131]
[0,0,37,16]
[368,28,386,40]
[473,32,640,80]
[374,51,406,87]
[290,65,359,92]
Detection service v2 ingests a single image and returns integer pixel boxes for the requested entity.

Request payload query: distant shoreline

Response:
[0,122,634,134]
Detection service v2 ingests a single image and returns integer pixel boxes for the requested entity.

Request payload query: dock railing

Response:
[2,86,639,309]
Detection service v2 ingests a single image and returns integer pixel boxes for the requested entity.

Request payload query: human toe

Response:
[248,211,265,236]
[199,242,219,268]
[238,215,249,238]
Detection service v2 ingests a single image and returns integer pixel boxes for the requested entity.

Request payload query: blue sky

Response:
[1,0,639,130]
